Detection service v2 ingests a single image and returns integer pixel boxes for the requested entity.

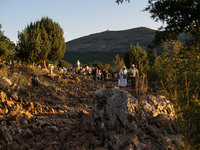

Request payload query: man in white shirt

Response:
[128,64,139,89]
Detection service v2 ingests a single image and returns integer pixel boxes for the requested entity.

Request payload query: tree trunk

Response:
[43,60,47,69]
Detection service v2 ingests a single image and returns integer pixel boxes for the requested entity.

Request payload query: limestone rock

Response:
[0,91,7,102]
[32,142,43,150]
[20,144,30,150]
[59,130,71,143]
[31,76,40,86]
[81,88,185,149]
[0,77,12,86]
[22,129,34,140]
[7,143,19,150]
[11,92,18,101]
[0,126,13,142]
[94,147,106,150]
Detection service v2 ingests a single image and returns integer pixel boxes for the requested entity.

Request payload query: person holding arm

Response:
[118,66,128,87]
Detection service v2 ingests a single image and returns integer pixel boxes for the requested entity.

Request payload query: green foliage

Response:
[16,17,66,64]
[117,0,200,47]
[0,24,15,60]
[83,61,113,72]
[117,0,200,148]
[40,17,66,60]
[145,0,200,47]
[40,22,51,61]
[104,63,111,71]
[179,99,200,149]
[63,51,124,65]
[58,60,72,68]
[123,44,148,71]
[146,49,158,85]
[156,40,200,101]
[148,49,157,66]
[45,60,53,66]
[87,61,104,70]
[113,54,125,72]
[154,40,182,96]
[146,65,160,88]
[153,40,200,148]
[116,0,130,4]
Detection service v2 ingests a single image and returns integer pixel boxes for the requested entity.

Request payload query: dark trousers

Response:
[93,75,96,81]
[130,77,136,89]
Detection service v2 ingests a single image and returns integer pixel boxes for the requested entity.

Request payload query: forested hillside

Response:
[63,27,189,64]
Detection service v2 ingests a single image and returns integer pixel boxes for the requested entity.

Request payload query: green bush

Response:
[58,60,72,68]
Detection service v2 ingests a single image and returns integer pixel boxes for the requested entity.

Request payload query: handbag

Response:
[123,74,126,79]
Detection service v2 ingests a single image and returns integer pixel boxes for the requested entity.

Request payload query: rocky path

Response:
[0,73,184,150]
[0,74,119,150]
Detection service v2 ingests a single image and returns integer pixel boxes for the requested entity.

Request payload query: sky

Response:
[0,0,163,43]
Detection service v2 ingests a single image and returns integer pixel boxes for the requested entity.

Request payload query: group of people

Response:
[118,64,139,90]
[90,67,109,81]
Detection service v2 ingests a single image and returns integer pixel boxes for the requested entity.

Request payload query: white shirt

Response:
[129,67,138,77]
[118,68,128,87]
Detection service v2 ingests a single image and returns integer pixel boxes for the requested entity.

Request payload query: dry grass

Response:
[0,69,8,78]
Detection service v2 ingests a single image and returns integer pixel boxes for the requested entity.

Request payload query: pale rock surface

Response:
[81,88,185,150]
[0,77,12,86]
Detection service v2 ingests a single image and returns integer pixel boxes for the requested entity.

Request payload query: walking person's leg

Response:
[132,77,136,90]
[130,77,134,89]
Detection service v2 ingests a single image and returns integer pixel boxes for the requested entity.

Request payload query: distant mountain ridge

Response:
[65,27,156,53]
[63,27,191,64]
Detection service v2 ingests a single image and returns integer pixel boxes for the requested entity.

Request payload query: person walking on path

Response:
[128,64,139,89]
[92,67,97,81]
[118,66,128,87]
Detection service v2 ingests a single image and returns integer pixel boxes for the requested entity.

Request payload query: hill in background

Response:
[63,27,188,65]
[63,27,157,65]
[66,27,156,52]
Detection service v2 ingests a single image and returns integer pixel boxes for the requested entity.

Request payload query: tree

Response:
[40,23,51,63]
[154,40,200,146]
[123,44,148,71]
[16,17,66,64]
[17,22,42,64]
[116,0,130,4]
[147,49,157,66]
[113,54,125,72]
[155,40,182,97]
[116,1,200,146]
[40,17,66,60]
[90,61,104,70]
[0,24,15,60]
[145,0,200,47]
[116,0,200,47]
[58,60,72,68]
[104,63,111,71]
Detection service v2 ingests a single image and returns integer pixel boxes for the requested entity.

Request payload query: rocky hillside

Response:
[0,65,186,149]
[65,27,156,53]
[64,27,157,64]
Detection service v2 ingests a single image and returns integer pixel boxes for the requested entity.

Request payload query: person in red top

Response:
[41,62,44,68]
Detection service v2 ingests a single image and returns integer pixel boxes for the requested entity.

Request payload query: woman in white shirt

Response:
[118,66,128,87]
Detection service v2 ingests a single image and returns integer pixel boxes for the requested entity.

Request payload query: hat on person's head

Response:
[122,66,126,69]
[132,64,135,67]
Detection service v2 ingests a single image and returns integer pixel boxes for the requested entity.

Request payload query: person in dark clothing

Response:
[92,67,97,81]
[102,69,106,80]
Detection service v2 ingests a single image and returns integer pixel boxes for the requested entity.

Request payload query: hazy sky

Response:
[0,0,163,43]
